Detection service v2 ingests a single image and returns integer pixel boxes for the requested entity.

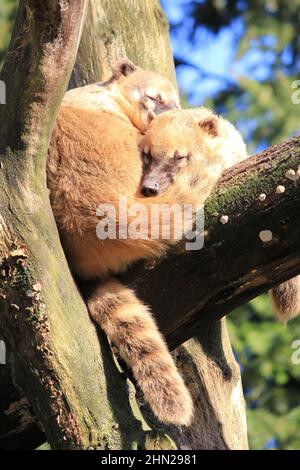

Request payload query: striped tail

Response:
[87,279,193,425]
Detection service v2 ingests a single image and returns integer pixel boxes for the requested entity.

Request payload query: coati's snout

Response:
[141,162,172,196]
[141,151,186,196]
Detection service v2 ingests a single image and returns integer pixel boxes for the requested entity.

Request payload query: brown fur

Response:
[47,62,247,425]
[63,59,180,133]
[88,280,193,424]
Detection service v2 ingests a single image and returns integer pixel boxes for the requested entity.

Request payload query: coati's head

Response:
[139,108,247,197]
[107,59,180,132]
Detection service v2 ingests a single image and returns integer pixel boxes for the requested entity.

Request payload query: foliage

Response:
[228,297,300,449]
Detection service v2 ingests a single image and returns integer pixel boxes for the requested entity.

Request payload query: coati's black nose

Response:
[141,181,159,196]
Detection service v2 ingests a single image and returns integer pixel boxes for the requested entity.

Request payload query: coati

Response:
[142,111,300,324]
[47,59,300,425]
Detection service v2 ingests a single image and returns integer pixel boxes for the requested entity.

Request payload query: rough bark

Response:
[69,0,176,88]
[0,365,45,450]
[0,0,248,450]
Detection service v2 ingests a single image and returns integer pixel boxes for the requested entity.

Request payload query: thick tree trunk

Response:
[0,365,45,450]
[127,136,300,346]
[69,0,176,88]
[0,0,248,450]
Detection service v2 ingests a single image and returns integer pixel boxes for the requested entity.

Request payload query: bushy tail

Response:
[270,275,300,323]
[87,280,193,425]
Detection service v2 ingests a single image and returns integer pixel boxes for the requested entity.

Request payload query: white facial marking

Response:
[146,87,158,98]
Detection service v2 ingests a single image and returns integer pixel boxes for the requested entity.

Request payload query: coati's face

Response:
[109,59,180,132]
[139,108,235,197]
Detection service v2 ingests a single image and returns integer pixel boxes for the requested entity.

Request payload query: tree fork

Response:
[69,0,248,450]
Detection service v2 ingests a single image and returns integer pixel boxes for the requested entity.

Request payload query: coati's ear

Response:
[113,59,137,79]
[199,116,220,137]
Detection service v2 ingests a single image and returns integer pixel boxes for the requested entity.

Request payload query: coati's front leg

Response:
[87,279,193,426]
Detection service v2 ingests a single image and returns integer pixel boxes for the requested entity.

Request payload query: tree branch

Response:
[4,0,295,451]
